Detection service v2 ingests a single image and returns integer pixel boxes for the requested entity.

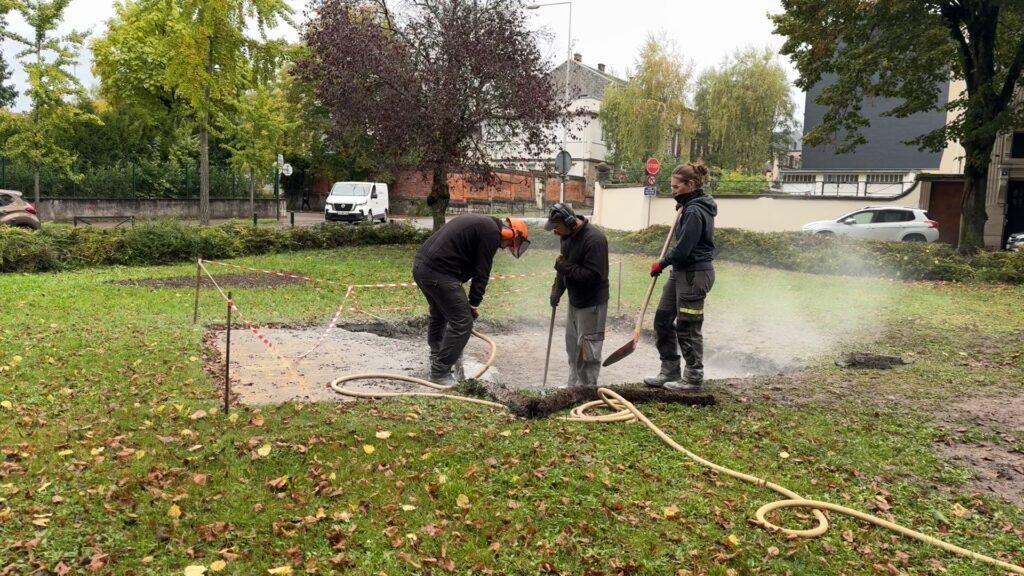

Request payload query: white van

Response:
[324,181,389,223]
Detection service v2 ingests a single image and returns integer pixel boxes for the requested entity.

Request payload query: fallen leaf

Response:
[951,503,968,518]
[723,534,740,548]
[401,504,417,511]
[57,449,73,457]
[267,566,293,575]
[499,430,512,437]
[168,504,182,519]
[257,444,272,457]
[189,410,208,420]
[362,444,375,455]
[778,451,790,459]
[375,430,392,439]
[183,566,207,576]
[210,560,226,572]
[456,494,470,509]
[767,546,779,557]
[228,413,239,423]
[663,505,680,519]
[0,401,10,410]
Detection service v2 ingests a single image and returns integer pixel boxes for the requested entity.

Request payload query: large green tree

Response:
[599,34,695,168]
[92,0,292,224]
[2,0,98,203]
[773,1,1024,253]
[694,46,796,174]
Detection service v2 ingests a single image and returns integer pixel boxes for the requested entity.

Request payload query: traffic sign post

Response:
[643,186,657,196]
[554,150,573,203]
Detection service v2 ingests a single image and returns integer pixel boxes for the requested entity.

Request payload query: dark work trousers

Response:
[565,302,608,387]
[653,268,715,372]
[412,263,474,373]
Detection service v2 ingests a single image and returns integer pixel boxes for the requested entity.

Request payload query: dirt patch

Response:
[207,318,803,405]
[835,352,907,369]
[115,273,302,289]
[934,440,1024,505]
[955,396,1024,434]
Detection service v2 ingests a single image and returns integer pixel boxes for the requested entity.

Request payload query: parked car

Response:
[324,182,389,223]
[1007,231,1024,251]
[802,206,939,242]
[0,190,40,230]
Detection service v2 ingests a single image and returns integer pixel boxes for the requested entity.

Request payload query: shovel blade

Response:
[602,339,636,367]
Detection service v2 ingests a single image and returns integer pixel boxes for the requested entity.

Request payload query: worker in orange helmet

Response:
[412,214,530,385]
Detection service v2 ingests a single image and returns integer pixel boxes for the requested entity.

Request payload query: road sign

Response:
[643,186,657,196]
[554,150,573,178]
[277,153,284,166]
[281,163,293,177]
[645,174,657,187]
[646,157,660,175]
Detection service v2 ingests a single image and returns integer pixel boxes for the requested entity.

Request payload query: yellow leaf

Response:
[499,430,512,437]
[142,556,154,564]
[209,560,227,572]
[362,444,375,455]
[155,404,166,413]
[257,444,272,457]
[438,474,448,484]
[0,400,11,410]
[57,449,74,457]
[951,502,968,518]
[168,504,182,519]
[778,451,790,459]
[31,517,50,527]
[183,566,207,576]
[267,566,293,575]
[663,504,680,519]
[375,430,392,439]
[401,504,417,511]
[328,472,336,481]
[228,413,239,423]
[135,450,146,460]
[456,494,470,509]
[90,447,105,456]
[724,534,740,548]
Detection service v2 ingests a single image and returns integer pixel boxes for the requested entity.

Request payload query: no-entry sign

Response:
[646,157,660,175]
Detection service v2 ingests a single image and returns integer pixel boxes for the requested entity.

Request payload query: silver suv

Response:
[803,207,939,242]
[0,190,41,230]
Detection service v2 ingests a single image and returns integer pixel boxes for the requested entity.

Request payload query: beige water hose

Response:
[328,337,1023,574]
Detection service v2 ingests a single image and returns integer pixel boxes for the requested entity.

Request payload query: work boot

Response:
[643,360,681,388]
[428,369,457,387]
[451,354,466,381]
[666,367,703,392]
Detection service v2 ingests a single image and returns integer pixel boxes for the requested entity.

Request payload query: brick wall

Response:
[393,169,586,205]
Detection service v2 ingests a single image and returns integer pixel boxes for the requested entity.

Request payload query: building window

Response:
[866,173,902,184]
[824,173,858,184]
[782,174,815,183]
[1011,132,1024,159]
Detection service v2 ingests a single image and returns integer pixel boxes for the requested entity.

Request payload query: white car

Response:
[802,207,940,242]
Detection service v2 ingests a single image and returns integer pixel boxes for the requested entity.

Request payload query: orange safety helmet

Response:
[500,217,531,258]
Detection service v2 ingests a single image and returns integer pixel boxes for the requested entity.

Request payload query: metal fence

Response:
[0,157,262,199]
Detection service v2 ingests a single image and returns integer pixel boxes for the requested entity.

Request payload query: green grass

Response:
[1,246,1023,575]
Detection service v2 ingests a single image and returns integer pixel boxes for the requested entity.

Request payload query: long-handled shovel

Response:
[540,304,557,394]
[603,210,682,367]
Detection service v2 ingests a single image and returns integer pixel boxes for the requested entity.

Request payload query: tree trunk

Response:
[429,165,449,231]
[249,166,255,217]
[958,142,993,254]
[199,39,213,226]
[33,171,39,204]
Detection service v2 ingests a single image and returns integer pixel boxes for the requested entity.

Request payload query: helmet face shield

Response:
[510,237,530,258]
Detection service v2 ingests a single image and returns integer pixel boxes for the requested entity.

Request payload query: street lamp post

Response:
[526,1,572,204]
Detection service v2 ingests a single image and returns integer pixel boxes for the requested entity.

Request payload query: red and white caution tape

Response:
[295,286,355,360]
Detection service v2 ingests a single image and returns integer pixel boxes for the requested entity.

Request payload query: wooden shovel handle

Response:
[633,210,683,338]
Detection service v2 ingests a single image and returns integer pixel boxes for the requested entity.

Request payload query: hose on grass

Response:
[329,336,1024,575]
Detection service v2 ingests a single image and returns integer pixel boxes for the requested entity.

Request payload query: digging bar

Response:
[540,304,557,393]
[603,210,682,367]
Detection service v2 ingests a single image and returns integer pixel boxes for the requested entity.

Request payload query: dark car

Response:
[0,190,41,230]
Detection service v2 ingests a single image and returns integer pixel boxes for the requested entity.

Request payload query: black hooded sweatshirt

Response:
[413,214,501,306]
[658,191,717,272]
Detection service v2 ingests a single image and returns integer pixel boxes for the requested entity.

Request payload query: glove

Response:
[549,293,561,308]
[554,255,568,273]
[469,305,479,320]
[650,261,663,277]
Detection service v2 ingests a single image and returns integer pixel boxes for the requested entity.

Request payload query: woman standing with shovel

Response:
[644,162,717,392]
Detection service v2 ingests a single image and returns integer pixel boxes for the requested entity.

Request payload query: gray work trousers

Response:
[653,268,715,372]
[565,302,607,387]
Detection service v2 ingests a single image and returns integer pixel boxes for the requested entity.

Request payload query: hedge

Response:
[0,220,431,272]
[2,219,1023,283]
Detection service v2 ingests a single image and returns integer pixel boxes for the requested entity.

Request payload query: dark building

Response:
[801,76,951,171]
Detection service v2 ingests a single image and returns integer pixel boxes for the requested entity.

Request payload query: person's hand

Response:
[549,293,560,308]
[554,255,568,272]
[470,305,479,320]
[650,261,663,277]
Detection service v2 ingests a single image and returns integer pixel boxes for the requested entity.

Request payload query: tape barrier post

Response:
[225,291,232,413]
[193,257,202,324]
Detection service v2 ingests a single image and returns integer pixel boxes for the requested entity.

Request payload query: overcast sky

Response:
[1,0,804,118]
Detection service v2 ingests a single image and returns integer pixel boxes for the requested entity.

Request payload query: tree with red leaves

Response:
[297,0,565,230]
